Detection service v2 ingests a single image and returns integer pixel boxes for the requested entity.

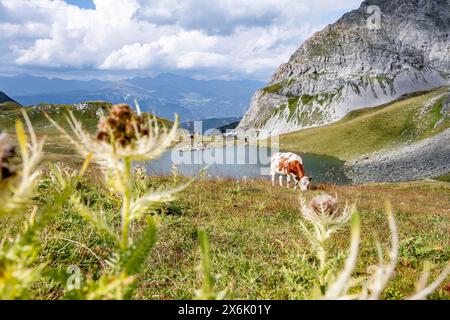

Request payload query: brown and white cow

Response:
[270,152,312,191]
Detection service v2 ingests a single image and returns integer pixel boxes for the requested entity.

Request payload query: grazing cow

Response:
[270,152,312,191]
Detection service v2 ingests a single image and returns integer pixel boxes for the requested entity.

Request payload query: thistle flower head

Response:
[96,104,150,148]
[46,102,178,170]
[0,132,16,181]
[310,194,338,215]
[301,193,353,228]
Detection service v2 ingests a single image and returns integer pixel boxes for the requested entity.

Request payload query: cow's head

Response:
[295,176,313,191]
[289,160,312,191]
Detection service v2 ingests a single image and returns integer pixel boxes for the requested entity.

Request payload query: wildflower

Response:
[299,193,356,290]
[300,199,450,300]
[300,193,353,230]
[132,164,148,196]
[47,100,189,268]
[310,193,338,215]
[133,165,146,181]
[46,102,178,170]
[0,111,46,299]
[96,104,150,148]
[49,161,77,186]
[0,112,44,217]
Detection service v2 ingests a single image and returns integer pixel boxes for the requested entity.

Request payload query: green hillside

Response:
[1,101,172,132]
[0,101,111,133]
[279,87,450,160]
[0,101,173,164]
[0,101,22,113]
[0,91,21,111]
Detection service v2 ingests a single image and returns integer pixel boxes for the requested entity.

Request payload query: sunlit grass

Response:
[279,87,450,160]
[1,102,449,300]
[26,175,450,299]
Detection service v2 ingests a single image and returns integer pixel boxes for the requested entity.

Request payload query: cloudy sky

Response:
[0,0,362,81]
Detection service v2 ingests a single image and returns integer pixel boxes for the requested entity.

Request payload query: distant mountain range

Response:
[0,74,264,122]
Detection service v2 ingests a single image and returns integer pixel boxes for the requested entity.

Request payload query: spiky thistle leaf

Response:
[194,230,229,300]
[121,217,158,276]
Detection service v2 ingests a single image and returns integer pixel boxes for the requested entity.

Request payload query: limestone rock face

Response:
[238,0,450,136]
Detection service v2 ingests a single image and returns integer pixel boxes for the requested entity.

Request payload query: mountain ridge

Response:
[0,91,20,105]
[0,74,264,122]
[0,91,22,110]
[237,0,450,136]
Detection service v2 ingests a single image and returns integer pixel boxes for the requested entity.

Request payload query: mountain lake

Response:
[144,145,351,185]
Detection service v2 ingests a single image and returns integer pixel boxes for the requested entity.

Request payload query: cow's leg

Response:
[271,172,276,186]
[286,175,291,188]
[293,174,298,190]
[279,175,283,187]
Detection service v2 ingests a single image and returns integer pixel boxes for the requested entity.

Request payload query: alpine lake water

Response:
[143,145,351,185]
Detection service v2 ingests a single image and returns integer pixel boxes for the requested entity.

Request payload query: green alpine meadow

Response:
[0,0,449,302]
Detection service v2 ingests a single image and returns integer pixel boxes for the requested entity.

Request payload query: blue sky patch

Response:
[64,0,95,10]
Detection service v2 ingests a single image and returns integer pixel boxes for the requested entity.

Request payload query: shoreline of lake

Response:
[145,145,351,185]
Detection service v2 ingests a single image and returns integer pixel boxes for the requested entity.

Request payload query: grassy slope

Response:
[279,87,450,160]
[26,174,450,299]
[435,172,450,183]
[0,101,22,111]
[0,94,448,300]
[0,102,173,166]
[1,102,111,166]
[1,102,109,131]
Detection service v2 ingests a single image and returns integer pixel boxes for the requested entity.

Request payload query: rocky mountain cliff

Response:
[237,0,450,136]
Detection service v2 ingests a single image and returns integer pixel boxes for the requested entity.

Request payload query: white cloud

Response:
[0,0,362,80]
[99,43,159,70]
[0,22,48,39]
[176,52,227,69]
[99,30,219,69]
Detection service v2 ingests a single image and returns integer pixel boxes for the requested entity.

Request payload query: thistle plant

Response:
[48,162,77,184]
[133,165,146,181]
[0,111,47,298]
[133,165,148,196]
[47,102,189,299]
[172,164,179,185]
[194,230,229,300]
[0,112,44,217]
[299,194,450,300]
[299,193,354,290]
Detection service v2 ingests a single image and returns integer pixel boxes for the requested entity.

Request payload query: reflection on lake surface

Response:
[144,146,350,185]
